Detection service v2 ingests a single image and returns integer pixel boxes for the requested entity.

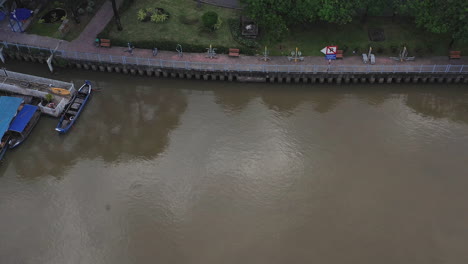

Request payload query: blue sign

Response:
[325,54,336,60]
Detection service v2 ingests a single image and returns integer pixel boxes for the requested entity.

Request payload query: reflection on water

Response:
[2,69,188,178]
[406,90,468,124]
[1,62,468,264]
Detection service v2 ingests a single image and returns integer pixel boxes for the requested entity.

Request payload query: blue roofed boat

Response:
[55,81,92,134]
[8,104,41,149]
[0,96,23,161]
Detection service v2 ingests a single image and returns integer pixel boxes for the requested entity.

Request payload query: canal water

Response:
[1,62,468,264]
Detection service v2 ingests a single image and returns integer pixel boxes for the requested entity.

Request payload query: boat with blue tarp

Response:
[8,104,41,149]
[0,96,23,161]
[55,80,92,134]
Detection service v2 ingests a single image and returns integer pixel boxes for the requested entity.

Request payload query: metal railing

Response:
[2,41,467,74]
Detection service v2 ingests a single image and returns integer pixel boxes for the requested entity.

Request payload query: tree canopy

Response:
[406,0,468,42]
[241,0,468,42]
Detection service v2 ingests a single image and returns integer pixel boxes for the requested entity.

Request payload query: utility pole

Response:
[111,0,123,31]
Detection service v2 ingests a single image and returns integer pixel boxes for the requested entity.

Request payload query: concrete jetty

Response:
[0,69,75,117]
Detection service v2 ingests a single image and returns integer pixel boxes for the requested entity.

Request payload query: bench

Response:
[449,51,461,59]
[336,50,343,59]
[100,39,111,48]
[229,48,240,57]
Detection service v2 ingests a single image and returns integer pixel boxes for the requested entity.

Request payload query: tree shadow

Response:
[405,88,468,124]
[9,85,188,179]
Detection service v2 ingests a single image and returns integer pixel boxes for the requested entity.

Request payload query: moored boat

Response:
[8,104,41,149]
[0,96,24,161]
[55,80,92,134]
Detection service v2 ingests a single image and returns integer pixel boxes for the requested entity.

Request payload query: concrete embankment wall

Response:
[3,51,468,85]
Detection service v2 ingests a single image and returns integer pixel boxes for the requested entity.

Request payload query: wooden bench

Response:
[336,50,344,59]
[100,39,111,48]
[449,51,461,59]
[229,48,240,57]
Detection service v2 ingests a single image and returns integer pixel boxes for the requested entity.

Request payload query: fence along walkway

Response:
[2,41,468,74]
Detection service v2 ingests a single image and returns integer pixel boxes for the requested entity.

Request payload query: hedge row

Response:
[97,27,259,56]
[342,43,435,56]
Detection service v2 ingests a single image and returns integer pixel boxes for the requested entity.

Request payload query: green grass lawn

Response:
[106,0,239,48]
[265,17,468,56]
[103,1,467,57]
[27,22,62,39]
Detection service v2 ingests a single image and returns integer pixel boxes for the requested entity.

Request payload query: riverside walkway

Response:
[0,0,467,74]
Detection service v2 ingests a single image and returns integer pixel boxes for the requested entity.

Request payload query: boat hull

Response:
[55,81,92,134]
[0,144,7,161]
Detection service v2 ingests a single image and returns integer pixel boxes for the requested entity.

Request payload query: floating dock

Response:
[0,69,75,117]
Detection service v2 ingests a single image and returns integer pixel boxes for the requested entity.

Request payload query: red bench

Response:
[100,39,111,48]
[229,48,240,57]
[449,51,461,59]
[336,50,344,59]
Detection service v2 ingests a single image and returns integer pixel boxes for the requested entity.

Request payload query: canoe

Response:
[55,81,92,134]
[49,87,71,96]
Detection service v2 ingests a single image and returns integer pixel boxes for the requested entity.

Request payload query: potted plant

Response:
[42,93,54,107]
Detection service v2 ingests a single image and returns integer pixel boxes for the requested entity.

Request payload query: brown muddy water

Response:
[1,62,468,264]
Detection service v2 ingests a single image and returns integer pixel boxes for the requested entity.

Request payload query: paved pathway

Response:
[69,0,120,50]
[198,0,241,9]
[1,0,467,68]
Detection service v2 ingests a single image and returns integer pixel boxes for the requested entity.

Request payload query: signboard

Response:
[321,46,338,57]
[320,46,338,55]
[326,46,338,55]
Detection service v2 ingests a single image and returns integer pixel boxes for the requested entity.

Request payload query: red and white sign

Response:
[320,46,338,55]
[326,46,338,55]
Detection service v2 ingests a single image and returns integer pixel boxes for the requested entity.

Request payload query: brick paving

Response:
[1,0,467,67]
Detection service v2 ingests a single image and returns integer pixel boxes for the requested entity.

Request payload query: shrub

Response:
[137,9,147,21]
[213,17,222,30]
[38,18,45,24]
[88,1,95,7]
[86,6,94,13]
[151,13,168,23]
[202,11,218,30]
[78,8,85,15]
[45,94,54,103]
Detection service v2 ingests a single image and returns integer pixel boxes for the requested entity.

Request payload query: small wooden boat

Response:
[55,81,92,134]
[8,104,41,149]
[49,87,71,96]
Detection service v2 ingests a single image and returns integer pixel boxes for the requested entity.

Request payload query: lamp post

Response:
[260,46,270,61]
